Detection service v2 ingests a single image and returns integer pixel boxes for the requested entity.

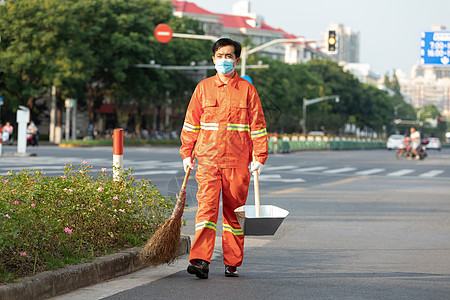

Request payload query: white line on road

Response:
[258,174,305,182]
[387,169,415,176]
[419,170,445,177]
[355,168,386,175]
[264,166,297,171]
[292,166,329,172]
[323,167,357,174]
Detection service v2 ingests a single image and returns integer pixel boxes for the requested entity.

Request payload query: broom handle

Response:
[253,156,261,217]
[181,152,195,190]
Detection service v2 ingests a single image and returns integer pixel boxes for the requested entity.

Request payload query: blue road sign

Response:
[420,31,450,66]
[0,97,3,105]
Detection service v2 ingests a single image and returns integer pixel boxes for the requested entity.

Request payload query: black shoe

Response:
[187,259,209,279]
[225,265,239,277]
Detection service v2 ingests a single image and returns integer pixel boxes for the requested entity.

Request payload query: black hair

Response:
[212,38,242,58]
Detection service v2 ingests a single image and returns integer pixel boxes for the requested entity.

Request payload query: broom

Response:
[139,158,193,266]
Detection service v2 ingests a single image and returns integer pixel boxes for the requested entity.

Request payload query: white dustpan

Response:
[235,162,289,236]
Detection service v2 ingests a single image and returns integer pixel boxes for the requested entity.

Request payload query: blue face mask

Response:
[215,58,235,75]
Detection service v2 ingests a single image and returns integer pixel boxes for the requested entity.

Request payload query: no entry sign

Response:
[154,24,173,43]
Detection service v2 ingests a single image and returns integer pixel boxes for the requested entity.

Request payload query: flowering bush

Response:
[0,162,176,283]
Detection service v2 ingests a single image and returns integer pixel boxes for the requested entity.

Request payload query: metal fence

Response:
[268,134,386,154]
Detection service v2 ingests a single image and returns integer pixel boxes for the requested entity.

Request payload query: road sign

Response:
[0,97,3,105]
[420,31,450,66]
[154,24,173,43]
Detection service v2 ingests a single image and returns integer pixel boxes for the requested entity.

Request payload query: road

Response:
[2,146,450,299]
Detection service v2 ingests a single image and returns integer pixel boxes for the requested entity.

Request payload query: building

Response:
[322,23,360,64]
[172,0,327,65]
[342,63,380,86]
[398,67,450,117]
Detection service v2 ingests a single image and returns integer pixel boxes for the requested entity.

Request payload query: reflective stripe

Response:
[195,221,217,231]
[200,122,219,131]
[227,123,250,132]
[183,122,200,132]
[223,224,243,236]
[251,128,267,138]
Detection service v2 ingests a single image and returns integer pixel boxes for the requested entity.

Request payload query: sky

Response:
[189,0,449,78]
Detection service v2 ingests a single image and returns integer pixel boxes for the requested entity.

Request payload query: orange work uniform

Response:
[180,72,268,267]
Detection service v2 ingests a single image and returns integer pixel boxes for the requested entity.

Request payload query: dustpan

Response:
[235,160,289,236]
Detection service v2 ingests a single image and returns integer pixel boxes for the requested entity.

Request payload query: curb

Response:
[0,235,190,300]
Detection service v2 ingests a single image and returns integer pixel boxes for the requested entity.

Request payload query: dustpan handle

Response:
[252,156,261,217]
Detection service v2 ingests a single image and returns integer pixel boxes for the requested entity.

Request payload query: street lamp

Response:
[240,37,305,77]
[302,95,340,134]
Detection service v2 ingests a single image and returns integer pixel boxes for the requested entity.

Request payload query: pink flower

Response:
[17,211,21,214]
[4,180,8,183]
[126,200,132,204]
[60,175,67,179]
[81,160,88,165]
[79,170,86,174]
[113,195,119,200]
[69,189,73,193]
[20,252,27,256]
[88,165,92,169]
[31,204,36,207]
[101,168,107,172]
[118,209,125,213]
[14,201,20,205]
[63,188,68,191]
[97,187,104,192]
[64,228,73,235]
[4,214,11,219]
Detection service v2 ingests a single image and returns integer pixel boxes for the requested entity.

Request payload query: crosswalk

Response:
[0,157,448,181]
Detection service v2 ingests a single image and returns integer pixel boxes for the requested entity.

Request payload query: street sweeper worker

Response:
[180,38,268,279]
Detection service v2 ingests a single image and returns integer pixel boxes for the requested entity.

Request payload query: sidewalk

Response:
[0,236,190,300]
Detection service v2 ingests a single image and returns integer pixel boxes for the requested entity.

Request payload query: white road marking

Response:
[355,168,386,175]
[387,169,415,176]
[293,166,329,172]
[258,174,305,182]
[323,167,357,174]
[419,170,445,177]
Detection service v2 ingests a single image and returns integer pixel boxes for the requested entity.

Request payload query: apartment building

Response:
[172,0,327,64]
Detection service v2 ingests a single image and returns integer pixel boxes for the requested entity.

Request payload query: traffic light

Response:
[328,30,336,52]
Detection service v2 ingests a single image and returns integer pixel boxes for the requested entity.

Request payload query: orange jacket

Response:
[180,73,268,168]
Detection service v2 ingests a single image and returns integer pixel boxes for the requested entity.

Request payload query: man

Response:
[409,127,421,159]
[180,38,268,279]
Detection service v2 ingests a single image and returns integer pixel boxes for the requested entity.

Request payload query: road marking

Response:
[419,170,445,177]
[264,166,297,171]
[387,169,415,176]
[355,168,385,175]
[323,167,357,174]
[293,166,328,172]
[258,174,305,182]
[271,187,307,194]
[321,176,369,186]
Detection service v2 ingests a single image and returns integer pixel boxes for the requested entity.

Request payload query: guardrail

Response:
[268,134,386,154]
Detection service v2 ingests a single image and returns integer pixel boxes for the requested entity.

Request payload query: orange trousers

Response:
[189,164,250,267]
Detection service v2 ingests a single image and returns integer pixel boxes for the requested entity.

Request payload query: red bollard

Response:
[113,128,123,181]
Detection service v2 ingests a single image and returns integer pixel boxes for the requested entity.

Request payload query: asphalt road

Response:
[2,145,450,299]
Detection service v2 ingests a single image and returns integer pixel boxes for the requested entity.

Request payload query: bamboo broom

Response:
[139,159,192,266]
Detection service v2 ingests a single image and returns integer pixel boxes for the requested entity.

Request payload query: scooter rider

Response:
[409,127,420,160]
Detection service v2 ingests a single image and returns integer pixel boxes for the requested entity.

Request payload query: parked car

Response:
[426,137,441,151]
[386,134,405,150]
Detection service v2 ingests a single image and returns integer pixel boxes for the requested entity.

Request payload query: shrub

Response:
[0,162,176,283]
